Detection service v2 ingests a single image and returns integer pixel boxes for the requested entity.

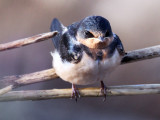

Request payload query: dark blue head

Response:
[76,16,113,49]
[79,16,112,36]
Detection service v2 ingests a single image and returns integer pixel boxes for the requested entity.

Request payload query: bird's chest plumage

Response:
[51,49,121,85]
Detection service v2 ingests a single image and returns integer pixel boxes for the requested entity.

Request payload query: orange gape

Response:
[77,36,113,49]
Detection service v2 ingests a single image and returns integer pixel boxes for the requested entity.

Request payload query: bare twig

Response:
[0,31,160,100]
[0,31,57,52]
[0,69,58,95]
[121,45,160,64]
[0,85,13,96]
[0,84,160,102]
[0,45,160,91]
[0,45,160,96]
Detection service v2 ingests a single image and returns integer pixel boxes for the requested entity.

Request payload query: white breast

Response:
[51,50,121,85]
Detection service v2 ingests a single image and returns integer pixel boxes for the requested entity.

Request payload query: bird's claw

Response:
[71,84,80,102]
[100,81,107,102]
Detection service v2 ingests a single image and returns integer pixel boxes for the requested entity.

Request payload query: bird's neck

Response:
[88,48,108,61]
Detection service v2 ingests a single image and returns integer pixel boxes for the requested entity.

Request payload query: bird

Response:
[50,16,125,101]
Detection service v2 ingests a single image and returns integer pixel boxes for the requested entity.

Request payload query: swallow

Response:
[50,16,125,101]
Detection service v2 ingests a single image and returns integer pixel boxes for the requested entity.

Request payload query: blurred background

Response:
[0,0,160,120]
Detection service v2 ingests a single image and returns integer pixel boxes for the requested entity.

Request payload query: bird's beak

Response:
[95,37,112,49]
[81,37,113,49]
[98,37,104,42]
[77,33,113,49]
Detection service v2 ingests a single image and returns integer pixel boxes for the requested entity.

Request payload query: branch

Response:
[0,69,58,95]
[0,45,160,96]
[121,45,160,64]
[0,31,160,98]
[0,31,57,52]
[0,84,160,101]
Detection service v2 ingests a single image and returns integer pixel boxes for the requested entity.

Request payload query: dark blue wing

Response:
[50,18,66,51]
[51,18,83,63]
[113,34,126,56]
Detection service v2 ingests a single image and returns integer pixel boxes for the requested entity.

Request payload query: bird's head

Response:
[76,16,113,49]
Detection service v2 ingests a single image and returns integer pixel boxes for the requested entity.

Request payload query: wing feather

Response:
[50,18,66,51]
[113,34,126,56]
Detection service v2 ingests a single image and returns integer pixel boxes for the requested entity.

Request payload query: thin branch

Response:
[0,31,57,52]
[121,45,160,64]
[0,69,58,95]
[0,45,160,96]
[0,85,13,96]
[0,29,160,98]
[0,84,160,102]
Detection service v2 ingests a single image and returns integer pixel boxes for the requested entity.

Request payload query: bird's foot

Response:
[100,81,107,102]
[71,84,80,102]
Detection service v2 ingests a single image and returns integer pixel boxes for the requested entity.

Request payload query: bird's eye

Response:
[105,31,110,37]
[84,31,94,38]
